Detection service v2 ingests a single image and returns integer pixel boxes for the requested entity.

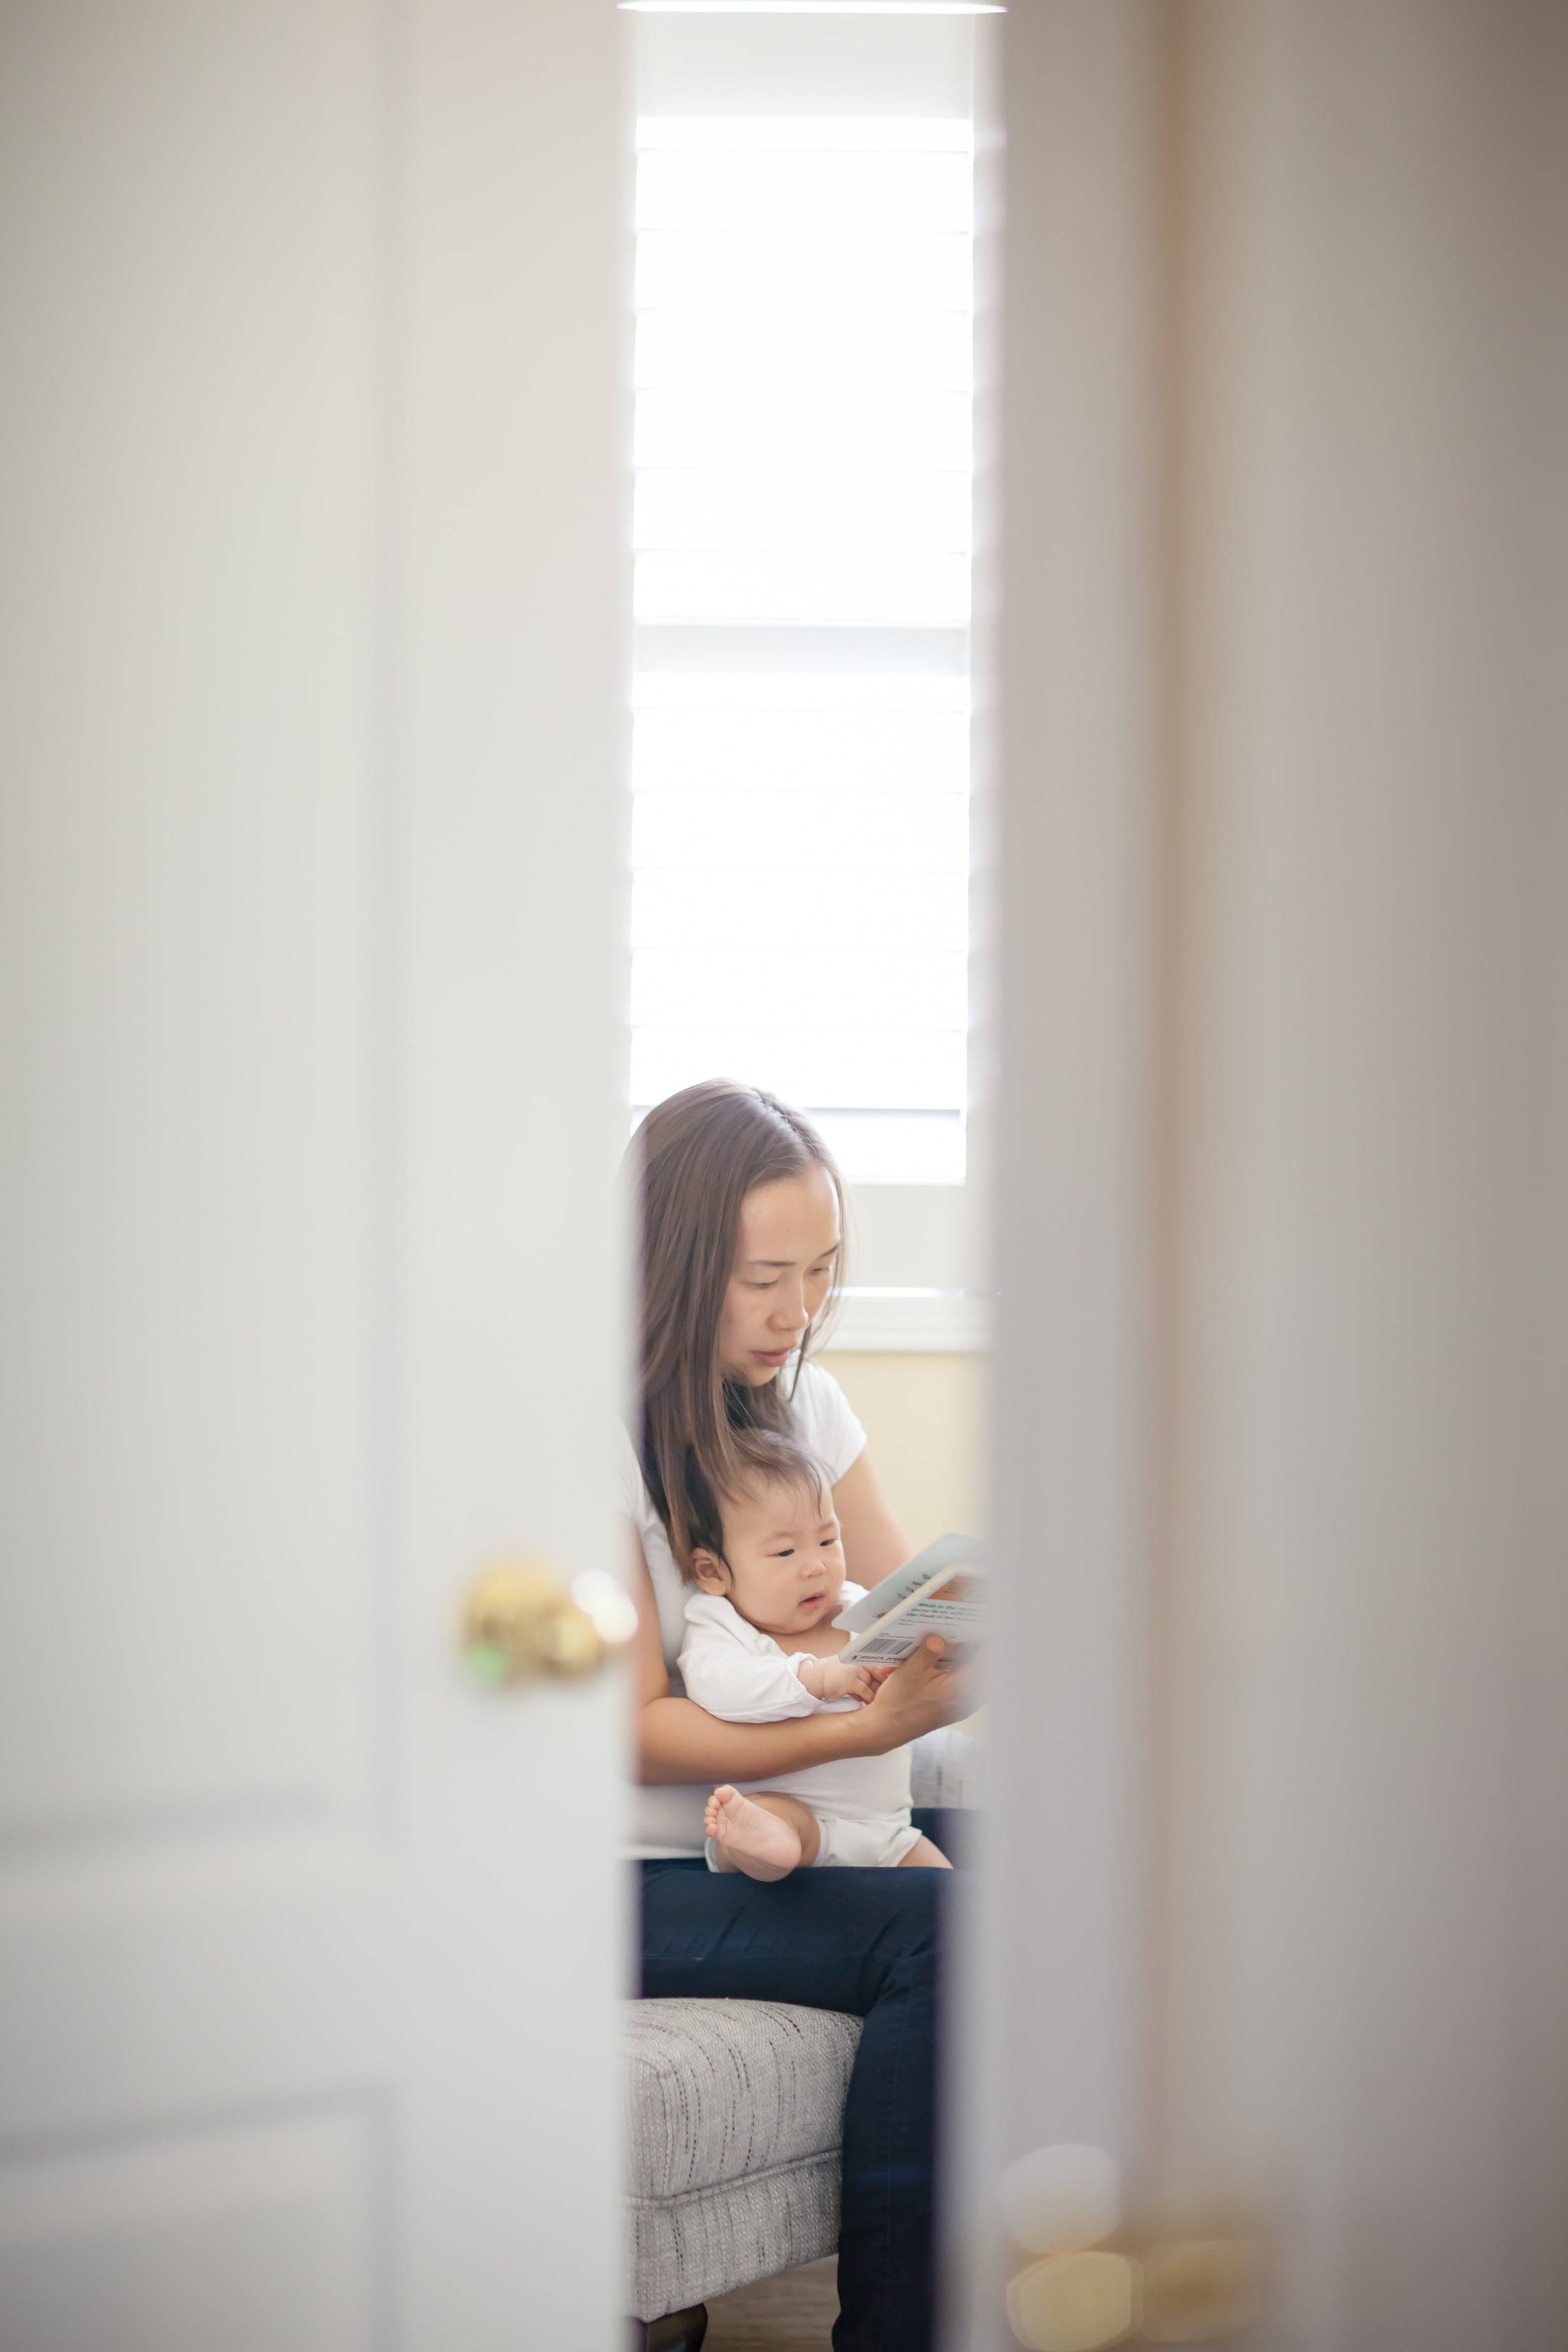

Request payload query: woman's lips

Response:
[755,1347,792,1366]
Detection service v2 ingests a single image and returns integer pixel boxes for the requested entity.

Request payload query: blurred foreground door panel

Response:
[0,3,628,2348]
[978,6,1568,2350]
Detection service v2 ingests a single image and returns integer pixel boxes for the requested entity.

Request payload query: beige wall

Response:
[826,1352,987,1552]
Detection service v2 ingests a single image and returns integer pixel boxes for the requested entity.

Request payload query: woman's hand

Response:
[850,1636,974,1753]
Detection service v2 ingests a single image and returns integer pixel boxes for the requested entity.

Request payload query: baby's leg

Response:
[705,1787,821,1880]
[898,1835,953,1869]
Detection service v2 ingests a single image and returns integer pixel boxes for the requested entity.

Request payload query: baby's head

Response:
[686,1431,847,1641]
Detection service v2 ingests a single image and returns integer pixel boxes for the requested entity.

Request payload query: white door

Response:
[0,4,630,2348]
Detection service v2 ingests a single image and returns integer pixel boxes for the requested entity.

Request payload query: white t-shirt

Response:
[677,1582,912,1830]
[617,1358,867,1857]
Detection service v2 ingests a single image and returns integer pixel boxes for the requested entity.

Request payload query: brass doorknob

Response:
[460,1561,637,1686]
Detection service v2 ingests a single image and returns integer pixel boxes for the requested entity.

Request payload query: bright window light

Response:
[635,552,970,625]
[637,149,972,233]
[637,230,970,310]
[631,112,973,1182]
[635,469,972,550]
[636,117,974,150]
[636,309,973,392]
[633,388,970,473]
[622,8,1002,17]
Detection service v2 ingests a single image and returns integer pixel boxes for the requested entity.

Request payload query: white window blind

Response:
[631,111,973,1184]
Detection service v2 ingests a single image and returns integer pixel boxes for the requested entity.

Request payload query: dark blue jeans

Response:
[639,1814,956,2352]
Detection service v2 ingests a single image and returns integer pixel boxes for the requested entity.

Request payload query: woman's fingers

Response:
[914,1634,977,1711]
[859,1638,974,1742]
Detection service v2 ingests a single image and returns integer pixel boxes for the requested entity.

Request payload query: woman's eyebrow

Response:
[744,1244,839,1269]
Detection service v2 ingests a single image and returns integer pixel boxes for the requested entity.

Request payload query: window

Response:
[630,7,984,1342]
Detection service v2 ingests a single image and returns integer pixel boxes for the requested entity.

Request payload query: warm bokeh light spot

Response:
[1140,2237,1262,2343]
[1000,2143,1123,2255]
[1006,2250,1139,2352]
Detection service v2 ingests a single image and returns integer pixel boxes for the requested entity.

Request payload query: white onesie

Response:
[678,1581,920,1869]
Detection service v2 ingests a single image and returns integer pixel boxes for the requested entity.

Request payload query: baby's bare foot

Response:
[704,1786,803,1882]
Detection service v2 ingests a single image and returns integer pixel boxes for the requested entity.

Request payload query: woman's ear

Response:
[690,1548,729,1594]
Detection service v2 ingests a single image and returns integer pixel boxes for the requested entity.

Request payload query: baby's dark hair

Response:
[677,1425,827,1583]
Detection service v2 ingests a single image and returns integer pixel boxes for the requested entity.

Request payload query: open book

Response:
[834,1531,986,1665]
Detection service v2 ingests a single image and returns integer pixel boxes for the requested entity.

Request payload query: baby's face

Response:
[696,1476,847,1640]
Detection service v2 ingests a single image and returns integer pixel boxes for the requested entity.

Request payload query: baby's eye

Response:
[771,1545,795,1559]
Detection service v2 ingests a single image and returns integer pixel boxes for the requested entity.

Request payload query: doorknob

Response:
[460,1562,637,1686]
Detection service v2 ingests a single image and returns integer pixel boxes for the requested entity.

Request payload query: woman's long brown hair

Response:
[633,1080,847,1572]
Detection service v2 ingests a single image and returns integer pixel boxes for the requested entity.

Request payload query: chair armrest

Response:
[909,1717,984,1809]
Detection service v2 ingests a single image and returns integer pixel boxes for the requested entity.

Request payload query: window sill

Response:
[822,1288,991,1355]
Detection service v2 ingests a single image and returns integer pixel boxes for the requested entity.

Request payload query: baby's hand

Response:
[817,1656,883,1705]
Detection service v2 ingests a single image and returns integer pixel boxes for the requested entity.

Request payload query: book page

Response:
[832,1531,988,1634]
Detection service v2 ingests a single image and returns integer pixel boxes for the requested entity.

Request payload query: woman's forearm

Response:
[637,1692,879,1786]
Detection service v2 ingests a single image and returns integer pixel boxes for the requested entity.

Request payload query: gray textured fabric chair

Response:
[625,1997,862,2331]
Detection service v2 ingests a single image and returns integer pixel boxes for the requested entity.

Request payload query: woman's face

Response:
[718,1166,840,1385]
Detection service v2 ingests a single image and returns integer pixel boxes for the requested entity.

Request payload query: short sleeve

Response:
[789,1360,867,1486]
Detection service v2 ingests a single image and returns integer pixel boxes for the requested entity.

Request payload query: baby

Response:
[677,1430,951,1878]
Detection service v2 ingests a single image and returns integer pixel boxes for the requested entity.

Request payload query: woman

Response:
[622,1081,970,2352]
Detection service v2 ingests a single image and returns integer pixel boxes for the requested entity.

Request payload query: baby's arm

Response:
[680,1618,823,1722]
[793,1652,891,1705]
